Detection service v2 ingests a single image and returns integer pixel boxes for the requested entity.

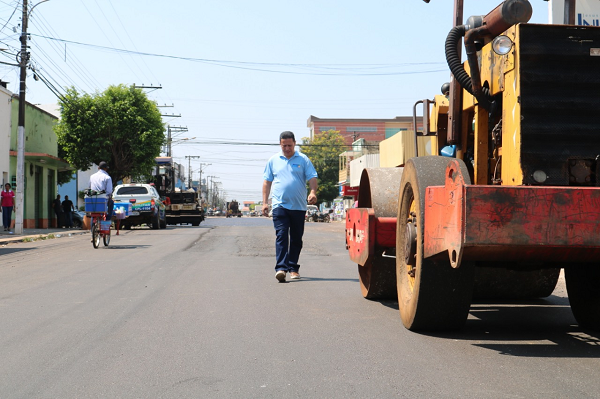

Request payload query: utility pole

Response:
[133,84,162,93]
[166,125,171,156]
[157,104,181,119]
[15,0,30,235]
[185,155,201,189]
[165,125,187,157]
[207,176,217,208]
[213,181,221,209]
[207,176,214,207]
[198,163,211,201]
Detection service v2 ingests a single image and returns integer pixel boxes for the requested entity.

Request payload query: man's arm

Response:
[262,180,272,216]
[105,175,113,196]
[307,177,318,205]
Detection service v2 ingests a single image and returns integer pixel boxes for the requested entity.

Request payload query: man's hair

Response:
[279,131,295,142]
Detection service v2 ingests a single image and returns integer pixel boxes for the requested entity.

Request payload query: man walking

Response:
[61,195,75,228]
[262,131,318,282]
[52,194,63,228]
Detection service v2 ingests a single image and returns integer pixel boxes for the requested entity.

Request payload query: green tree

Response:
[57,145,74,185]
[300,130,346,203]
[55,84,164,184]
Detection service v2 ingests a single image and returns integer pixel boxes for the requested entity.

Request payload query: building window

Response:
[319,126,336,132]
[346,127,377,132]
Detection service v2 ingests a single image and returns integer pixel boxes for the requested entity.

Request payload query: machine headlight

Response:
[533,170,547,183]
[492,35,513,55]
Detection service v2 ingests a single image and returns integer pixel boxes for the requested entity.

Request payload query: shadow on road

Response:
[292,276,359,283]
[434,297,599,358]
[372,295,600,358]
[103,245,152,250]
[0,247,37,256]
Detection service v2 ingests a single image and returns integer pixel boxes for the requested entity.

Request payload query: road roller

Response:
[345,0,600,331]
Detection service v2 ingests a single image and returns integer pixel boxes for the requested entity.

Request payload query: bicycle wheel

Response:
[103,230,111,246]
[92,220,101,249]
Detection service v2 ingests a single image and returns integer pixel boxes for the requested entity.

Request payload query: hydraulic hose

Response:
[445,25,491,109]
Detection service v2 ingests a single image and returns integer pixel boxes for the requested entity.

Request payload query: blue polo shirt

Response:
[263,151,318,211]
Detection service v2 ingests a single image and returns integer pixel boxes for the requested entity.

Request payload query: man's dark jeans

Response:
[107,198,114,220]
[272,207,306,273]
[64,211,73,228]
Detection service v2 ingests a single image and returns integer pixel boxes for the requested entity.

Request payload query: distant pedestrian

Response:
[52,194,63,228]
[262,131,318,282]
[1,183,15,231]
[62,195,75,228]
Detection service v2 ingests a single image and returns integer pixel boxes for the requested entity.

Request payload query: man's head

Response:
[65,195,69,200]
[279,131,296,159]
[98,161,109,170]
[56,195,60,199]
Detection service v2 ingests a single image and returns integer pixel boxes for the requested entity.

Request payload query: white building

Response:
[0,83,12,188]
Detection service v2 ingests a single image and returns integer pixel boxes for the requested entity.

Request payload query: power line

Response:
[0,1,18,35]
[176,139,378,148]
[29,33,447,76]
[32,12,102,90]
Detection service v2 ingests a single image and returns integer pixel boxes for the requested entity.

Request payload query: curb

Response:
[0,230,89,246]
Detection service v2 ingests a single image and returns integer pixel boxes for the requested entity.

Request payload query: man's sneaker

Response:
[275,270,286,282]
[290,272,301,280]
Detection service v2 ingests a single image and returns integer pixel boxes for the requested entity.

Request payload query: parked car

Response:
[72,210,86,228]
[112,183,166,230]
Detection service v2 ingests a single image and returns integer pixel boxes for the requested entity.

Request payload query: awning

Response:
[9,151,73,171]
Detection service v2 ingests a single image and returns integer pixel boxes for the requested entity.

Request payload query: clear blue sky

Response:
[0,0,550,202]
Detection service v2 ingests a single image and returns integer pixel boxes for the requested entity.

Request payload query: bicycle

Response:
[84,190,112,249]
[90,211,111,248]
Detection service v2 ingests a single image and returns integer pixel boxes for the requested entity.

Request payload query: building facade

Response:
[307,115,417,146]
[0,83,11,191]
[8,97,70,228]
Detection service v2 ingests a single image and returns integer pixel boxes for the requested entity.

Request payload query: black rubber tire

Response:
[396,157,475,331]
[359,249,397,300]
[92,222,100,249]
[152,211,160,230]
[191,221,200,226]
[565,265,600,330]
[103,232,111,246]
[473,265,560,299]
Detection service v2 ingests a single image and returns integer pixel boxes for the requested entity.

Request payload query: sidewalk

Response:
[0,227,88,246]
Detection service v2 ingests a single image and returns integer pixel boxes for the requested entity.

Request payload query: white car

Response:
[112,183,166,229]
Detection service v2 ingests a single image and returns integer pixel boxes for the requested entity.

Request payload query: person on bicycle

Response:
[89,161,114,218]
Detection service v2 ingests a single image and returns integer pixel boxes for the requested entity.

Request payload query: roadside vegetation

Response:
[300,130,346,203]
[55,84,164,183]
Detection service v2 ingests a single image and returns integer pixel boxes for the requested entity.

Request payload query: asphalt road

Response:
[1,217,599,398]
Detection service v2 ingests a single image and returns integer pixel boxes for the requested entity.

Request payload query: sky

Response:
[0,0,550,202]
